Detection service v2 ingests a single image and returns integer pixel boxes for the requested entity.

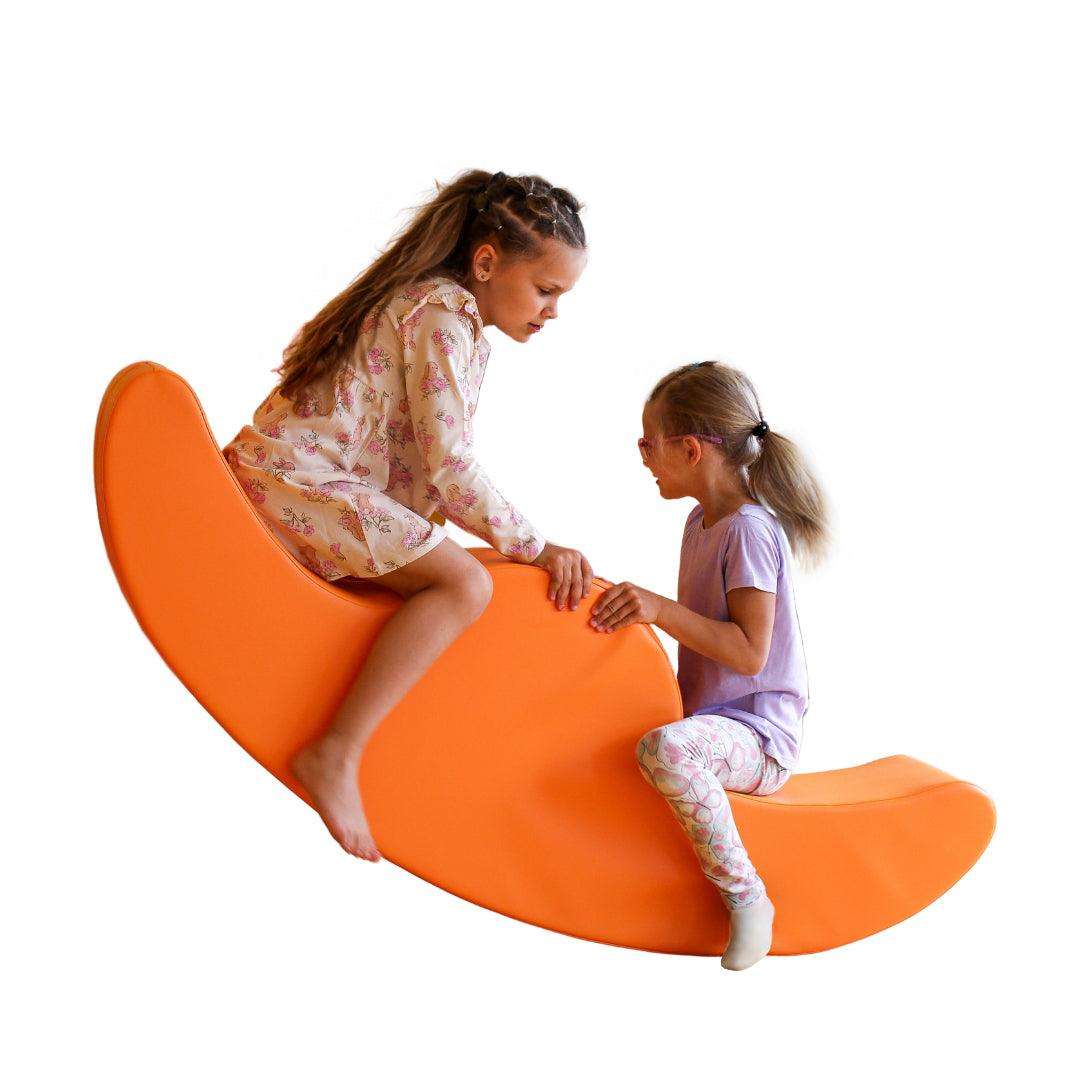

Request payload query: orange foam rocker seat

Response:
[94,363,995,956]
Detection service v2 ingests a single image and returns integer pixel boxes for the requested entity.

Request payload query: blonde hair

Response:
[276,169,586,402]
[648,361,830,566]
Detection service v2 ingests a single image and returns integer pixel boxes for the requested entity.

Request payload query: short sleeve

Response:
[401,295,544,562]
[723,516,780,594]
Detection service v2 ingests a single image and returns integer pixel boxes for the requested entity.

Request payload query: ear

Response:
[683,437,704,467]
[472,243,497,279]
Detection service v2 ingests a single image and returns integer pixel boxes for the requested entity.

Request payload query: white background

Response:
[3,1,1077,1076]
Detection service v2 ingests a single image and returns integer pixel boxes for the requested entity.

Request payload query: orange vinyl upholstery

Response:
[94,363,995,955]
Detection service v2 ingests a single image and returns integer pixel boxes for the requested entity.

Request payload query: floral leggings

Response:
[636,714,792,909]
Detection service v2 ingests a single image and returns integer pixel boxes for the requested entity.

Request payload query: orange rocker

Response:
[95,363,995,957]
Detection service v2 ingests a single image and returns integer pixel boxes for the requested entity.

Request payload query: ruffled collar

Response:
[399,276,485,335]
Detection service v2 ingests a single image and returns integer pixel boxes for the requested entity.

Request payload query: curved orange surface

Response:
[94,363,995,955]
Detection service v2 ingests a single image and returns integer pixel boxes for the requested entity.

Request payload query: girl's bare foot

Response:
[291,735,381,860]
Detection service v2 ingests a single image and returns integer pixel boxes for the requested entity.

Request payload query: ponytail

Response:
[746,428,829,567]
[648,362,829,566]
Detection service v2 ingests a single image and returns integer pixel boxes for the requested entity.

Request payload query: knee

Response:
[636,726,695,798]
[454,561,493,624]
[636,724,687,770]
[635,717,695,768]
[636,727,665,766]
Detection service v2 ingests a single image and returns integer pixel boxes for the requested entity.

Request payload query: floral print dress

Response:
[223,278,544,581]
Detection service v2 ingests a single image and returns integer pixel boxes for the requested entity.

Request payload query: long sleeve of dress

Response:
[399,297,544,562]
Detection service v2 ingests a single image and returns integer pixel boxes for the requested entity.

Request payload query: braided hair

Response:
[276,169,586,402]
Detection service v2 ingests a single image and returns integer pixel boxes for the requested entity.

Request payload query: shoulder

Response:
[393,277,485,337]
[725,505,784,559]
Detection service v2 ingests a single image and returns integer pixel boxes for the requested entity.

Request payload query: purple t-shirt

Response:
[676,503,807,770]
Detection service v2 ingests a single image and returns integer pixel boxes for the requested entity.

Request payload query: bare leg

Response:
[291,539,492,858]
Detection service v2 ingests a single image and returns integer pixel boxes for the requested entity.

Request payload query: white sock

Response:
[721,893,775,971]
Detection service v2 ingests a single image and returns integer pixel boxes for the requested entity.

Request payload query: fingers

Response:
[590,582,624,622]
[581,557,594,595]
[568,561,584,610]
[544,545,593,610]
[589,583,641,632]
[555,566,572,611]
[592,595,638,632]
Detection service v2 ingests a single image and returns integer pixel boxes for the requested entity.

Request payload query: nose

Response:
[544,298,558,321]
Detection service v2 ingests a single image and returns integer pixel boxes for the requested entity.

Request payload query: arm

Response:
[588,584,775,677]
[402,301,544,561]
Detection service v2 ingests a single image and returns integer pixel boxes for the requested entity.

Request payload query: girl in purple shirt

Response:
[588,361,829,970]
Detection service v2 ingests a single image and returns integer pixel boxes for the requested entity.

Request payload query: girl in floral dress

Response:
[588,362,829,970]
[224,170,591,860]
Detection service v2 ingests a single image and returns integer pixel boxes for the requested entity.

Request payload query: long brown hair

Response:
[276,169,587,402]
[648,362,830,566]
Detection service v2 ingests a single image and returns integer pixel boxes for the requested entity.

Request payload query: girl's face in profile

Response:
[640,401,688,500]
[469,239,587,342]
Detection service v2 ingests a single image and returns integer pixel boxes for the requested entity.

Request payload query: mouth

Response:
[527,323,542,334]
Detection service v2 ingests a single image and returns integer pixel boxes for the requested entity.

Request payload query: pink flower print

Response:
[362,385,378,404]
[268,457,295,481]
[435,409,455,428]
[329,541,347,561]
[366,346,392,375]
[415,419,435,456]
[338,506,366,542]
[431,326,457,360]
[292,392,319,418]
[334,429,356,453]
[225,446,241,468]
[301,487,335,504]
[298,545,338,581]
[441,454,468,473]
[365,556,379,574]
[358,503,395,534]
[386,419,416,447]
[509,535,540,559]
[482,514,502,528]
[397,307,425,352]
[419,361,450,399]
[399,396,411,414]
[365,430,388,460]
[253,444,267,465]
[351,463,371,480]
[334,384,355,413]
[360,309,381,334]
[388,455,413,491]
[281,506,315,536]
[258,419,286,439]
[292,429,320,457]
[401,522,432,551]
[424,483,441,504]
[240,477,268,505]
[446,483,478,517]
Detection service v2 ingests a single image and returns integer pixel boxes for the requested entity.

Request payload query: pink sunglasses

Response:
[638,433,724,463]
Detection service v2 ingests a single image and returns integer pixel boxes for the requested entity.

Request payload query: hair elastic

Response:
[752,420,770,438]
